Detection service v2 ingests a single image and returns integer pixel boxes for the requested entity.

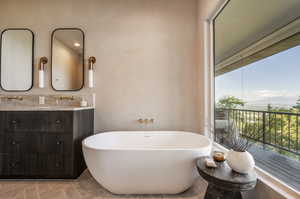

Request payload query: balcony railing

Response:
[215,108,300,157]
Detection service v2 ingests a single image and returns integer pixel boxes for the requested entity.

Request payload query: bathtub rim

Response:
[82,131,212,151]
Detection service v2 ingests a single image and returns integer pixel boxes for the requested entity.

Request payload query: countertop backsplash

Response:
[0,93,96,108]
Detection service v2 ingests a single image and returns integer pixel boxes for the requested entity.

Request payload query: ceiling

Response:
[215,0,300,64]
[53,30,83,54]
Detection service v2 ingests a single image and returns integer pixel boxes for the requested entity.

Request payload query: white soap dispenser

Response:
[80,96,88,107]
[39,96,45,105]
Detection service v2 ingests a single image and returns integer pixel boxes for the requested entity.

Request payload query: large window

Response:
[214,0,300,191]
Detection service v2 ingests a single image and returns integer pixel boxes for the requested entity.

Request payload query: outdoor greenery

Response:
[216,96,300,160]
[217,96,245,109]
[293,96,300,112]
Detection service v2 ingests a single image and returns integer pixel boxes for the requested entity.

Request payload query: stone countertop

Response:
[0,105,94,111]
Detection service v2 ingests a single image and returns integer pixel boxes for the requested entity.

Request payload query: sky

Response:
[215,45,300,108]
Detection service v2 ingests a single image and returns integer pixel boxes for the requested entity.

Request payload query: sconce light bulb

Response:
[74,42,80,47]
[39,70,45,88]
[88,69,94,88]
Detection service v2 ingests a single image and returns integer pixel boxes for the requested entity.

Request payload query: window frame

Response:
[205,0,300,197]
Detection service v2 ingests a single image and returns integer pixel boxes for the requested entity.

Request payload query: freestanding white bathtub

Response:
[82,131,212,194]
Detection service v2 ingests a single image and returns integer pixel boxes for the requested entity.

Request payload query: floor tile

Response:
[0,170,207,199]
[24,185,39,199]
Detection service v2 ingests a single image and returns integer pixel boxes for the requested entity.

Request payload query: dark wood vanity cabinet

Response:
[0,109,94,179]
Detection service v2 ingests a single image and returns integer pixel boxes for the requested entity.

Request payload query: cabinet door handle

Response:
[55,162,61,167]
[11,120,18,125]
[10,162,19,168]
[56,141,62,145]
[55,119,61,124]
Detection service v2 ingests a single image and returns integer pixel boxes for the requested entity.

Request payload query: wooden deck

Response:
[248,145,300,191]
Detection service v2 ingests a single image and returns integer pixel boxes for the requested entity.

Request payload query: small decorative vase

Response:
[226,149,255,174]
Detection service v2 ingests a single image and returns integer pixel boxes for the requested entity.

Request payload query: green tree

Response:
[217,96,245,109]
[267,104,272,111]
[293,96,300,111]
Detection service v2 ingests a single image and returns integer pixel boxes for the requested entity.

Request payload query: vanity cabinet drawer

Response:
[74,110,94,136]
[0,154,71,177]
[0,134,4,153]
[4,133,27,154]
[0,154,40,177]
[5,155,26,176]
[41,134,72,154]
[40,154,72,177]
[5,112,48,131]
[0,154,5,174]
[24,154,41,176]
[6,112,32,131]
[4,132,40,154]
[48,112,73,133]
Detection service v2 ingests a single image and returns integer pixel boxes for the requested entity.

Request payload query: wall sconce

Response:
[39,57,48,88]
[88,56,96,88]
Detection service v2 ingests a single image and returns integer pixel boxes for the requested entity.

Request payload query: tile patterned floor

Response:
[0,170,208,199]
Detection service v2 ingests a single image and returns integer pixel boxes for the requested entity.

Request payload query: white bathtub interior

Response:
[84,131,210,150]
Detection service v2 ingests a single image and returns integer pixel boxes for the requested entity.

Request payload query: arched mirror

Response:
[0,28,34,91]
[51,28,84,91]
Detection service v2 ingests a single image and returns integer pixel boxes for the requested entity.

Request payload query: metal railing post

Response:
[215,108,300,157]
[263,112,266,149]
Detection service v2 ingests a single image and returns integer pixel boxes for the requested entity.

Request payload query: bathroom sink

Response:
[36,105,91,110]
[38,106,51,109]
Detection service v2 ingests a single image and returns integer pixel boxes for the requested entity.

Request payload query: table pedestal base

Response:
[204,184,242,199]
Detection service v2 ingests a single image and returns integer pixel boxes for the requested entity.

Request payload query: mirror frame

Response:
[0,28,34,92]
[50,27,85,91]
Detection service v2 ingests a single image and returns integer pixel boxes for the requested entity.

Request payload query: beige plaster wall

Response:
[0,0,201,132]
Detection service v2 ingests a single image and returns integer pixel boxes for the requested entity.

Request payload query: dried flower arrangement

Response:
[225,120,262,152]
[229,134,253,152]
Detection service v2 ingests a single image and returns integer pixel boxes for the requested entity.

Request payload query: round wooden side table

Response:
[196,157,257,199]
